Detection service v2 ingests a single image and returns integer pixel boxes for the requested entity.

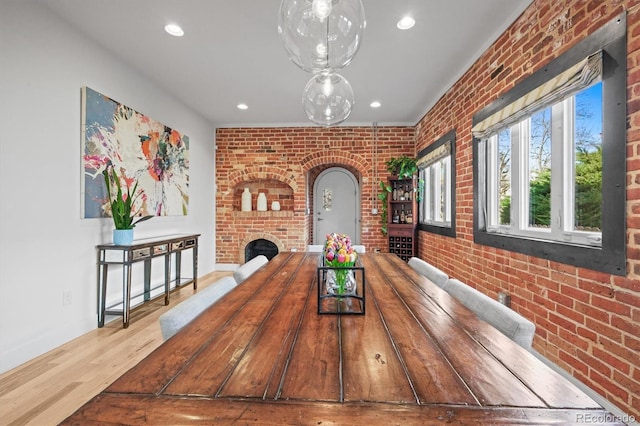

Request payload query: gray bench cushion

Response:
[442,278,535,349]
[407,257,448,288]
[233,255,269,284]
[159,276,237,341]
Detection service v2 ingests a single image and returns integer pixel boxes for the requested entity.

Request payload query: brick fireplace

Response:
[240,233,285,263]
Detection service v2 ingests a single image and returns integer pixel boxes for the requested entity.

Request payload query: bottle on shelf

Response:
[400,205,406,224]
[392,209,400,224]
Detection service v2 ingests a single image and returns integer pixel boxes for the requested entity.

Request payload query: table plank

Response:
[278,260,342,402]
[422,283,602,409]
[61,394,624,425]
[219,254,317,399]
[378,254,602,409]
[367,254,545,407]
[359,255,479,405]
[340,299,417,404]
[164,253,305,397]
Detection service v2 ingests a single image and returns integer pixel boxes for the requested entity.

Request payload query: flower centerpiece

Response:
[323,233,358,295]
[102,164,153,244]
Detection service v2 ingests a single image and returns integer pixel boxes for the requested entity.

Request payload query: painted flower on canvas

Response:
[82,86,189,219]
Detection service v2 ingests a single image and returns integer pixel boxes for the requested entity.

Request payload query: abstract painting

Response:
[82,87,189,219]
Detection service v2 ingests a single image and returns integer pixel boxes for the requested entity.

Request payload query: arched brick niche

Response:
[233,179,294,212]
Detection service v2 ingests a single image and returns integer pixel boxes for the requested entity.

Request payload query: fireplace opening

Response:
[245,239,279,262]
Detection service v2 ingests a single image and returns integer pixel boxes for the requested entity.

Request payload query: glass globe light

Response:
[302,72,354,126]
[278,0,366,73]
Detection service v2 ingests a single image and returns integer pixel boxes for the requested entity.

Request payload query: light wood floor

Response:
[0,271,232,426]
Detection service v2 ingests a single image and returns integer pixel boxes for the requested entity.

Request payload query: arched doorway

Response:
[312,167,361,244]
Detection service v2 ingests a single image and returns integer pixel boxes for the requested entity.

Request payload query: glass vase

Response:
[326,268,356,295]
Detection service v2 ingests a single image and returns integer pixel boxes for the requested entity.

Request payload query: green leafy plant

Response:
[377,181,392,235]
[102,165,153,230]
[385,155,417,178]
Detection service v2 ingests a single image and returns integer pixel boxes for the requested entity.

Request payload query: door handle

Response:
[317,218,324,221]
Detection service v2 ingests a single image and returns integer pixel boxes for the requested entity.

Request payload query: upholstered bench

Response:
[442,278,535,349]
[233,255,269,284]
[159,276,237,340]
[407,257,449,288]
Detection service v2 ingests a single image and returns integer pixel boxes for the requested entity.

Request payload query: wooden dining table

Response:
[62,252,622,425]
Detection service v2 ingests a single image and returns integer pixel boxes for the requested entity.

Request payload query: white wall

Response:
[0,1,217,373]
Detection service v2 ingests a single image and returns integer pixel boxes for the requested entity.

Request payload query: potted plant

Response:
[378,155,422,235]
[102,165,153,245]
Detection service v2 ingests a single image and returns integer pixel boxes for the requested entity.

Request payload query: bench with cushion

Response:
[233,255,269,284]
[442,278,535,349]
[407,257,448,288]
[158,276,237,341]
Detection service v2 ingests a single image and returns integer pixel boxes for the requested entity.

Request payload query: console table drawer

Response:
[153,244,168,255]
[132,248,151,260]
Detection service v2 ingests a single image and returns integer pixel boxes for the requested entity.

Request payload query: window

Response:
[472,13,626,275]
[484,81,603,247]
[418,129,456,238]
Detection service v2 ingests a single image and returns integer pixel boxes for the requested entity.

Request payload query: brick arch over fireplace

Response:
[238,233,286,264]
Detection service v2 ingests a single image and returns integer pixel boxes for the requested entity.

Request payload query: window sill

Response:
[474,229,625,276]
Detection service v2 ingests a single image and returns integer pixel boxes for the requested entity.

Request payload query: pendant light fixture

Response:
[302,71,354,126]
[278,0,366,73]
[278,0,365,126]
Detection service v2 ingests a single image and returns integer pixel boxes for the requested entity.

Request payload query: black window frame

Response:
[418,129,456,238]
[472,12,627,276]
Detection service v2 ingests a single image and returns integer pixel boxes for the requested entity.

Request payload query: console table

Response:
[97,233,200,328]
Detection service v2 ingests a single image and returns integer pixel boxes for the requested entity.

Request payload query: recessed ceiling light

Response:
[237,103,248,110]
[164,24,184,37]
[397,16,415,30]
[370,101,381,108]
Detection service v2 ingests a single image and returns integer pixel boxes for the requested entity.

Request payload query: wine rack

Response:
[387,176,417,261]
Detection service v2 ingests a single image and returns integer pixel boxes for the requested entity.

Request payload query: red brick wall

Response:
[415,0,640,417]
[215,127,415,264]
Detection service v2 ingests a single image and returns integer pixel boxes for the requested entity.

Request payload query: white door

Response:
[313,168,360,244]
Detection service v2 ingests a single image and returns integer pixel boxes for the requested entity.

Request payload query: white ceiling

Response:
[39,0,533,127]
